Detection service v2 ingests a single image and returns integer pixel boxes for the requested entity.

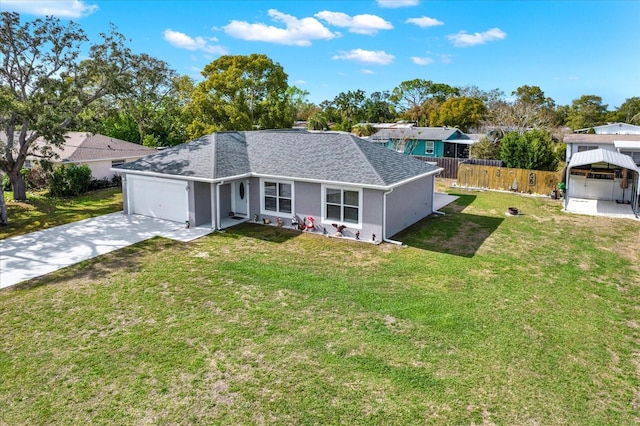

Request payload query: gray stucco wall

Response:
[241,177,433,241]
[385,176,434,238]
[193,181,212,226]
[361,189,384,241]
[218,183,232,219]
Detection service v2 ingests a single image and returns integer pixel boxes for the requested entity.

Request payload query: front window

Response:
[621,150,640,166]
[262,180,293,216]
[425,141,434,155]
[577,145,597,153]
[324,186,361,225]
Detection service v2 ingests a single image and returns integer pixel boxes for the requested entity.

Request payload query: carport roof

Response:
[568,148,639,171]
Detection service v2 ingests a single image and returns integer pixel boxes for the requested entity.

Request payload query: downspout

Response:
[564,162,571,211]
[382,188,403,245]
[216,181,225,230]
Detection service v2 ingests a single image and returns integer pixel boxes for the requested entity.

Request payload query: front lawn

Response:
[0,188,123,240]
[1,188,638,424]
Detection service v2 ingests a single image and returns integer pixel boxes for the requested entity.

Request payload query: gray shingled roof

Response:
[369,127,467,143]
[115,130,441,187]
[38,132,156,161]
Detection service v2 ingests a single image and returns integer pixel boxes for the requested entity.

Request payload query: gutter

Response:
[382,188,403,246]
[563,162,571,211]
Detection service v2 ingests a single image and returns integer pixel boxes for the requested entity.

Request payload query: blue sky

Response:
[4,0,639,109]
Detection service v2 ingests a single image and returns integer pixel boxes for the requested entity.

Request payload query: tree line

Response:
[1,11,639,220]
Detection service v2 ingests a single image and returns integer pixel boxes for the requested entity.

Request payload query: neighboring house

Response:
[29,132,156,180]
[574,122,640,135]
[369,126,477,159]
[563,133,640,214]
[564,134,640,167]
[112,130,444,243]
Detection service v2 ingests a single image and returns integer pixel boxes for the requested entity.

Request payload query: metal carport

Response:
[564,148,640,215]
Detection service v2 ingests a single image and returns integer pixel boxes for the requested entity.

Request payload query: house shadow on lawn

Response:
[394,193,504,258]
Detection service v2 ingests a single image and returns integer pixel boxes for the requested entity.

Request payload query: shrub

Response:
[499,130,559,172]
[49,164,93,197]
[88,178,111,191]
[111,175,122,187]
[24,167,51,190]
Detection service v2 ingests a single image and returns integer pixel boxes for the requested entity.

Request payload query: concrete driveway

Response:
[0,212,214,289]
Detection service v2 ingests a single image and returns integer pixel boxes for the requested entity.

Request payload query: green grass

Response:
[0,188,123,240]
[1,188,639,424]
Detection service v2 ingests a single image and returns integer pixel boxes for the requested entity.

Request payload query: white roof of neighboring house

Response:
[568,148,639,172]
[574,122,640,135]
[614,140,640,150]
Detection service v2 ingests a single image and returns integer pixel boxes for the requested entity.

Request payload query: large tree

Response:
[565,95,608,130]
[115,53,177,145]
[0,12,134,201]
[332,89,366,129]
[187,54,292,137]
[362,90,397,123]
[431,96,487,132]
[389,79,459,126]
[483,85,558,136]
[614,97,640,124]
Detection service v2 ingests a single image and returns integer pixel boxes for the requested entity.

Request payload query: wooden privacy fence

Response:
[456,164,564,196]
[414,157,460,179]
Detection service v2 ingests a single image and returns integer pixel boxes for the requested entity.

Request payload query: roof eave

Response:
[112,168,442,190]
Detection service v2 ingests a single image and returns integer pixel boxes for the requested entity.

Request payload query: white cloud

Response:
[377,0,419,8]
[2,0,98,18]
[223,9,337,46]
[294,79,307,85]
[440,54,453,64]
[361,69,375,74]
[406,16,444,28]
[315,11,393,35]
[447,27,506,47]
[332,49,395,65]
[163,29,228,54]
[411,56,434,65]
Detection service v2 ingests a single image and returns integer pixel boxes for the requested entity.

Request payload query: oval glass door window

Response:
[239,182,245,199]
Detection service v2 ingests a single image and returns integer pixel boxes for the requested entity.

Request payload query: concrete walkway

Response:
[0,212,213,289]
[433,192,459,211]
[564,198,638,220]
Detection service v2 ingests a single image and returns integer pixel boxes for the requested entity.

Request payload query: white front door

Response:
[232,180,248,216]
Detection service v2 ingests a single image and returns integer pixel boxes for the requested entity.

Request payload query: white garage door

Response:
[127,175,188,222]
